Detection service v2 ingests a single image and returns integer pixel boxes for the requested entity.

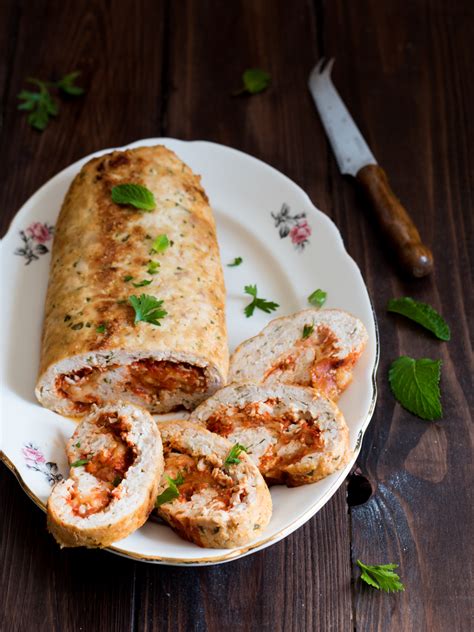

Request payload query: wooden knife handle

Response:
[356,164,434,277]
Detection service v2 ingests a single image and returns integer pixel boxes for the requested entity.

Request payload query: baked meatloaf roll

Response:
[47,402,164,548]
[229,309,367,401]
[191,383,350,486]
[155,421,272,548]
[36,145,228,415]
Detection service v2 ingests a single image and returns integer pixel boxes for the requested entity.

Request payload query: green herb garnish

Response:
[17,72,84,131]
[155,472,185,507]
[112,476,123,487]
[123,275,133,282]
[71,459,89,467]
[389,356,442,420]
[132,279,152,288]
[128,294,167,326]
[244,285,279,318]
[308,289,327,308]
[96,324,106,334]
[235,69,271,95]
[228,257,243,267]
[387,297,450,341]
[151,234,170,254]
[357,560,405,593]
[224,443,248,467]
[111,184,156,211]
[147,261,160,275]
[302,324,314,339]
[74,442,81,448]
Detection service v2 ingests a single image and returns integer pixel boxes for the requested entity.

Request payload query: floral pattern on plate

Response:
[15,222,54,264]
[271,204,311,250]
[22,443,63,485]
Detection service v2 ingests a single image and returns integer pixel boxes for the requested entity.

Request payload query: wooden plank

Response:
[322,1,474,630]
[133,2,353,630]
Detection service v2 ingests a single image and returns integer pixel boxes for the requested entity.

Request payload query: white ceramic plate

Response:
[0,138,378,565]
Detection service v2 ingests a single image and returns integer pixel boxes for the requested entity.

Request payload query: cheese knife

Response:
[308,58,433,277]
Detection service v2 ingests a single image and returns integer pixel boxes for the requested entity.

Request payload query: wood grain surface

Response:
[1,1,472,631]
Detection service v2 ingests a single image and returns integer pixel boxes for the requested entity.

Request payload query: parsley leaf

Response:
[123,275,133,282]
[151,234,170,254]
[224,443,248,467]
[147,260,160,275]
[17,73,84,131]
[308,289,327,308]
[244,284,279,318]
[128,294,167,326]
[74,442,81,448]
[228,257,243,267]
[302,323,314,339]
[387,297,450,341]
[17,79,58,131]
[56,71,84,96]
[155,473,185,507]
[71,459,89,467]
[357,560,405,593]
[235,69,271,95]
[389,356,442,420]
[111,184,156,211]
[132,279,152,288]
[96,323,106,333]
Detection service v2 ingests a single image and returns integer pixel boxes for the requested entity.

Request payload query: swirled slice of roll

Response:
[229,309,368,401]
[190,383,350,486]
[155,421,272,548]
[35,145,228,416]
[47,402,164,548]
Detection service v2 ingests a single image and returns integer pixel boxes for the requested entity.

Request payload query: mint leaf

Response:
[244,284,279,318]
[111,184,155,211]
[128,294,167,326]
[389,356,442,420]
[150,234,170,254]
[228,257,243,267]
[56,71,84,96]
[387,297,450,341]
[357,560,405,593]
[308,289,327,307]
[224,444,248,467]
[302,323,314,339]
[241,69,271,94]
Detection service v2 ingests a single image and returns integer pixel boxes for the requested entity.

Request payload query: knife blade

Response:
[308,58,433,278]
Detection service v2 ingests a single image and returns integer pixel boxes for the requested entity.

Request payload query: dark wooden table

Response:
[1,1,472,630]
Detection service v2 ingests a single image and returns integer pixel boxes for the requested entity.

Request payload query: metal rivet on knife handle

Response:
[308,59,434,278]
[356,165,434,277]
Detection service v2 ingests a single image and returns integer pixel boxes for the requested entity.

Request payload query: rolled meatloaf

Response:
[47,402,164,548]
[36,145,228,415]
[191,383,350,486]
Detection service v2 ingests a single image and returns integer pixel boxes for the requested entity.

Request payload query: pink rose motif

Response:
[26,222,52,244]
[22,444,46,465]
[290,220,312,246]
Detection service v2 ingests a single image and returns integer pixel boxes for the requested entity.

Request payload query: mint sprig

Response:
[387,297,450,341]
[111,184,156,211]
[389,356,442,420]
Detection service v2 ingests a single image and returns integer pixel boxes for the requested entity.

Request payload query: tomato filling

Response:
[264,325,357,400]
[57,359,207,411]
[162,450,236,508]
[69,414,136,517]
[206,400,324,480]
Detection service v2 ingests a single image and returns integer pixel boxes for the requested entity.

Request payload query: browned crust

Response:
[36,145,228,412]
